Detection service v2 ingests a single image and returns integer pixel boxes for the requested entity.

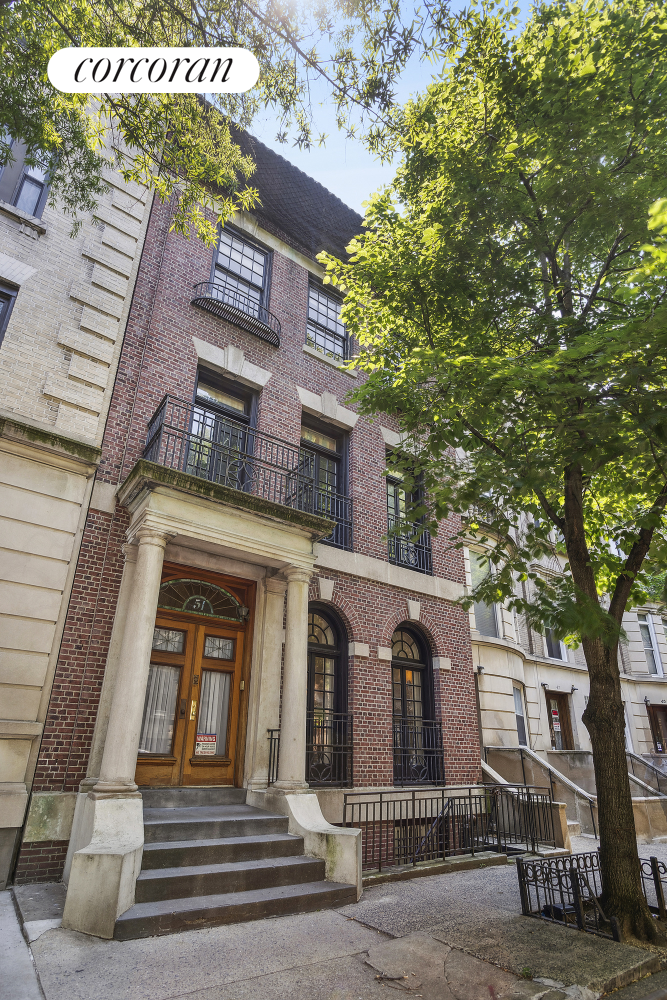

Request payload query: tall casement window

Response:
[545,627,565,660]
[298,420,352,549]
[513,685,528,746]
[391,626,444,785]
[186,371,256,488]
[470,552,499,637]
[306,607,351,786]
[306,283,348,360]
[638,613,662,675]
[0,282,18,348]
[214,227,269,318]
[386,465,432,574]
[0,137,50,219]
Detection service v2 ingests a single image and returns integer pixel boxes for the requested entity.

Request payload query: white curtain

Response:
[197,670,231,755]
[139,664,180,754]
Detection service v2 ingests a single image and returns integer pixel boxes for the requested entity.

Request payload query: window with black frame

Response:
[298,421,351,549]
[391,627,443,785]
[386,463,432,574]
[186,373,255,491]
[213,228,268,320]
[0,282,18,348]
[306,283,348,360]
[0,135,50,219]
[306,608,351,785]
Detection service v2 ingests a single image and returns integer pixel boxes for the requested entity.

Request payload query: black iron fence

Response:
[393,719,445,785]
[517,850,667,941]
[306,712,353,787]
[191,281,281,347]
[344,784,555,873]
[144,395,353,549]
[387,514,432,575]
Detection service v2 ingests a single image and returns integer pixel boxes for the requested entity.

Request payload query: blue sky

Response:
[250,2,533,213]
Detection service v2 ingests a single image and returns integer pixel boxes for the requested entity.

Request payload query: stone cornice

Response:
[0,413,101,468]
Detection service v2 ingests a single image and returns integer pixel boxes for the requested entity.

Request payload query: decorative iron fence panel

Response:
[144,395,353,549]
[306,712,353,787]
[393,719,446,785]
[517,850,667,940]
[344,784,555,873]
[387,514,432,574]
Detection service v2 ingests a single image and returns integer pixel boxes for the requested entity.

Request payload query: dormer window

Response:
[306,284,347,361]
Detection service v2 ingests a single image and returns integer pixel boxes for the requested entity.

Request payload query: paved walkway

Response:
[4,848,666,1000]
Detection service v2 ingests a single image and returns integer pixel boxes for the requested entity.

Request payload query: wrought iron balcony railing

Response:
[393,718,445,786]
[144,395,353,548]
[191,281,281,347]
[387,514,432,575]
[306,711,353,787]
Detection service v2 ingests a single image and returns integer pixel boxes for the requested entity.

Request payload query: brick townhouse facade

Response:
[12,132,480,937]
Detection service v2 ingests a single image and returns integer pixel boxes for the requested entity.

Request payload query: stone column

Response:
[94,526,170,794]
[247,575,287,790]
[274,566,311,791]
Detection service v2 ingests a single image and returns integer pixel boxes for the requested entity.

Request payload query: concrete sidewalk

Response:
[4,858,667,1000]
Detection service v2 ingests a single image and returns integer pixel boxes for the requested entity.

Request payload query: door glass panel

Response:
[204,635,235,660]
[549,696,564,751]
[311,655,335,713]
[139,664,180,754]
[196,670,231,756]
[152,628,185,654]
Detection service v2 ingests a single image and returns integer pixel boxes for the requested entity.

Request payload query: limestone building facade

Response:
[0,139,149,888]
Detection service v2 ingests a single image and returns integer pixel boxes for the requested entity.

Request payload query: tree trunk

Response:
[581,636,657,941]
[563,462,657,940]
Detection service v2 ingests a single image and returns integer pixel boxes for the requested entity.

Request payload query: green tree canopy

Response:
[0,0,450,238]
[321,0,667,938]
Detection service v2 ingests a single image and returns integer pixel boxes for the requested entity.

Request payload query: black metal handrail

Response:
[191,281,281,346]
[268,729,280,785]
[344,783,555,873]
[627,750,667,796]
[387,514,432,575]
[306,711,353,787]
[143,395,353,549]
[393,718,445,785]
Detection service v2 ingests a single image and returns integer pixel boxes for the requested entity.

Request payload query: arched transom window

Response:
[158,579,248,621]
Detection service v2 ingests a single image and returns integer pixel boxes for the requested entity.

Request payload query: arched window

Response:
[306,606,351,786]
[391,625,443,785]
[157,579,249,621]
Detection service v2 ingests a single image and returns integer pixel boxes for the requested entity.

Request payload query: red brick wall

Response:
[14,841,69,884]
[18,194,476,882]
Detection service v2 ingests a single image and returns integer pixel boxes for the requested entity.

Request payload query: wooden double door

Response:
[546,691,574,751]
[135,611,246,787]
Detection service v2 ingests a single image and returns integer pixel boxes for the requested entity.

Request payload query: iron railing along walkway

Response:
[144,395,353,549]
[344,784,555,873]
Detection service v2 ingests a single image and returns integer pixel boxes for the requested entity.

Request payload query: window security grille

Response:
[306,285,347,360]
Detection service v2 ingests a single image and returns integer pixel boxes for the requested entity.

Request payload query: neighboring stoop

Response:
[114,787,357,940]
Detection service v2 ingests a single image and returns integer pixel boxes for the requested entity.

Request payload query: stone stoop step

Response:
[115,786,356,940]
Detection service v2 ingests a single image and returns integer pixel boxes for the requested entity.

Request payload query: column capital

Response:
[121,542,138,563]
[134,526,172,549]
[284,566,312,585]
[265,575,288,596]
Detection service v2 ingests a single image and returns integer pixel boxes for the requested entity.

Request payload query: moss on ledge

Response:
[0,416,101,465]
[118,459,336,538]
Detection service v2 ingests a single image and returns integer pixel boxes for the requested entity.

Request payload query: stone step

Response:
[143,805,289,843]
[141,786,247,809]
[142,833,305,870]
[567,820,581,836]
[136,855,325,902]
[115,881,358,940]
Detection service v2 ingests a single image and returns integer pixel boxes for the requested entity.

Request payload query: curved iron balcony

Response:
[191,281,281,347]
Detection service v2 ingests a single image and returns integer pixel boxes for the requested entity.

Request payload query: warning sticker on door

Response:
[551,708,561,731]
[195,734,217,755]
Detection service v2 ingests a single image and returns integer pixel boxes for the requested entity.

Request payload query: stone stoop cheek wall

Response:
[308,571,480,787]
[13,839,69,884]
